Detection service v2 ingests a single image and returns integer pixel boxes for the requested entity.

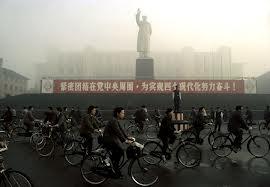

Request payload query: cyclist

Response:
[44,107,57,124]
[264,105,270,127]
[134,105,148,131]
[80,105,101,152]
[194,107,207,144]
[190,107,197,125]
[158,108,176,161]
[1,106,13,132]
[245,106,253,126]
[214,107,223,132]
[23,106,36,135]
[228,105,249,150]
[103,107,134,178]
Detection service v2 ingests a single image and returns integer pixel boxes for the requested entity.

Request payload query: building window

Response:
[10,85,13,91]
[4,84,7,89]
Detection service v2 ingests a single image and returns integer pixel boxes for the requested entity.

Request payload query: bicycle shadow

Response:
[247,157,270,176]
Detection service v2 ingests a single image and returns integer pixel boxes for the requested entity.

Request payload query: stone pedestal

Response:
[136,58,154,80]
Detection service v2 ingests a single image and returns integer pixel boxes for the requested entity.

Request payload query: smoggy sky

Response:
[0,0,270,79]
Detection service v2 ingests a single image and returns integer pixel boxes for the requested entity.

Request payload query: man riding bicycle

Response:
[23,106,36,135]
[103,107,135,178]
[134,105,149,131]
[158,108,176,161]
[228,105,249,150]
[80,106,101,152]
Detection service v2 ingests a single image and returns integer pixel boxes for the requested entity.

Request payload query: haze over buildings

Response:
[0,0,269,89]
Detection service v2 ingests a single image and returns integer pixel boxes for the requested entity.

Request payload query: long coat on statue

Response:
[136,13,152,53]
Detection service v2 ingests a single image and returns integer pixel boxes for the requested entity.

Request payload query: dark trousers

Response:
[105,143,124,174]
[215,119,222,132]
[230,129,243,148]
[160,135,176,155]
[81,134,93,151]
[195,126,203,143]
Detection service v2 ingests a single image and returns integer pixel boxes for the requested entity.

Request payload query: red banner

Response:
[52,80,244,94]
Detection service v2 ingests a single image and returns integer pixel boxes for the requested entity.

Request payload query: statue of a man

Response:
[136,9,152,58]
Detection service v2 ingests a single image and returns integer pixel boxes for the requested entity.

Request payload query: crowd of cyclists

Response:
[0,104,270,185]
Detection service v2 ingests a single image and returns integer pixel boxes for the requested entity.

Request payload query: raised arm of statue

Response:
[136,9,141,26]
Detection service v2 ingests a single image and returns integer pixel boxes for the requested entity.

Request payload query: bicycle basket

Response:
[126,145,141,159]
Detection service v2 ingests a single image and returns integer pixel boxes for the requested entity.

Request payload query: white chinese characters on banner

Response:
[127,82,134,91]
[53,80,246,94]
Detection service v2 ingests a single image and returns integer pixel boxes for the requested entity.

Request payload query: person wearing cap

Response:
[80,105,100,152]
[228,105,249,150]
[158,108,177,161]
[172,85,183,120]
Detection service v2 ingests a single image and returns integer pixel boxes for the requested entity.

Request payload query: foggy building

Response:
[256,71,270,94]
[0,58,28,98]
[34,46,244,90]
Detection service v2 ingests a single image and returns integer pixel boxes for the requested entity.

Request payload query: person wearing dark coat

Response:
[194,107,207,144]
[80,106,100,152]
[228,105,249,149]
[1,106,13,131]
[158,108,176,160]
[134,106,148,130]
[103,107,134,178]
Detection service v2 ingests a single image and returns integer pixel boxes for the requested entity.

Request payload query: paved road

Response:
[3,125,270,187]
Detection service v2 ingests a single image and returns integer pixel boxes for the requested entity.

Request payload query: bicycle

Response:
[80,141,159,186]
[0,140,34,186]
[212,128,270,158]
[181,121,219,146]
[36,123,75,157]
[64,131,107,166]
[126,118,159,139]
[142,131,202,168]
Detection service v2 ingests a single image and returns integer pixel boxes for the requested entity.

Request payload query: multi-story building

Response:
[0,58,28,98]
[34,46,244,90]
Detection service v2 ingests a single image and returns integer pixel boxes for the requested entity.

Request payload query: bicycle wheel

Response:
[63,131,75,151]
[30,132,43,149]
[11,127,28,142]
[65,140,85,166]
[181,130,196,143]
[212,135,232,157]
[248,136,270,158]
[36,136,55,157]
[200,126,211,140]
[81,154,107,185]
[259,121,270,135]
[208,131,219,146]
[145,125,158,139]
[176,142,201,168]
[126,125,139,138]
[130,156,159,187]
[142,141,162,165]
[1,170,33,187]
